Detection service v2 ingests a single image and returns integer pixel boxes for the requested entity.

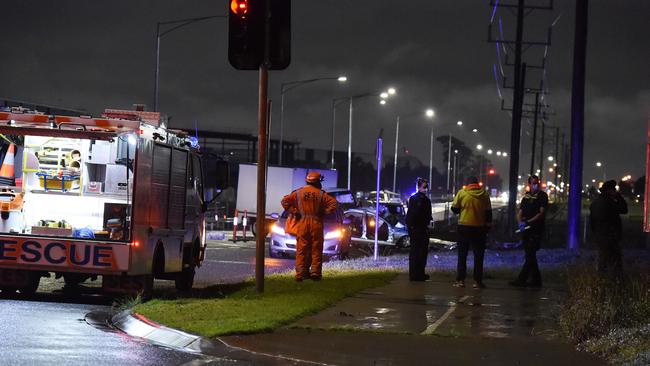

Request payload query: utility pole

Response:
[539,120,545,180]
[568,0,589,250]
[529,92,540,176]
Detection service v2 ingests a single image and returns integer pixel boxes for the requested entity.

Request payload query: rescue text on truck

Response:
[0,108,228,298]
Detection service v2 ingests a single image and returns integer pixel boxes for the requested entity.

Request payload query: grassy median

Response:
[133,269,397,337]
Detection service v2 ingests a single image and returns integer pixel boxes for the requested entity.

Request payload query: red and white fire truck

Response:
[0,108,224,297]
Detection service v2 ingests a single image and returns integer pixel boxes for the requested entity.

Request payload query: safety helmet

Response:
[306,171,324,184]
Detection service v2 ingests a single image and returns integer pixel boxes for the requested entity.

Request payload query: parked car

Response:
[268,207,352,259]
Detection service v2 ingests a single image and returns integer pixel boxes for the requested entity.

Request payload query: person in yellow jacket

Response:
[451,176,492,289]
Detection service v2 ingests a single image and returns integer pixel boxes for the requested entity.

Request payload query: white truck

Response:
[235,164,337,234]
[0,108,227,297]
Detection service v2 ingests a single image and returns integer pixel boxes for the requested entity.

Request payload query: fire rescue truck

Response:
[0,107,224,297]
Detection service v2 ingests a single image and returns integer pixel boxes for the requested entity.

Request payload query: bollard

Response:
[242,210,249,242]
[232,209,239,243]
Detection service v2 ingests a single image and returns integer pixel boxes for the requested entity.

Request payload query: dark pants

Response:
[408,227,429,280]
[594,230,623,278]
[456,225,487,282]
[517,230,542,285]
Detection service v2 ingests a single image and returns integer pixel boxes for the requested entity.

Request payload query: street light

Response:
[346,88,395,190]
[392,109,432,192]
[548,156,554,161]
[153,14,227,112]
[476,144,483,150]
[279,75,347,165]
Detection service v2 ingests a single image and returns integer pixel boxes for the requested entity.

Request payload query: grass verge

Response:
[133,269,397,337]
[559,267,650,364]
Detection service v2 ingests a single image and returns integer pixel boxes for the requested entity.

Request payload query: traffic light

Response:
[228,0,291,70]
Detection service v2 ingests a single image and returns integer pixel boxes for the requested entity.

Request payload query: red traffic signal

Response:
[230,0,249,17]
[488,168,496,175]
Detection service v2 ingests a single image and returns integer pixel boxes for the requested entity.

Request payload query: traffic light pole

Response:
[255,64,268,293]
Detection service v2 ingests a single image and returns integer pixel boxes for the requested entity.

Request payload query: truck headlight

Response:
[324,229,342,240]
[271,224,285,236]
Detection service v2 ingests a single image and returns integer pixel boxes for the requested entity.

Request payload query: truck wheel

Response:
[175,267,195,292]
[18,274,40,296]
[63,274,86,287]
[141,274,154,301]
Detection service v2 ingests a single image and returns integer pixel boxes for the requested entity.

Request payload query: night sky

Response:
[2,1,648,184]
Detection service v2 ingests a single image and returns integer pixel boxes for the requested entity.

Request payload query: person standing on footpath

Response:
[451,176,492,289]
[281,172,338,282]
[406,178,433,281]
[589,180,628,279]
[510,175,548,288]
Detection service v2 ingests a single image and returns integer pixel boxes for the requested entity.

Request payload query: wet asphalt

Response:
[0,240,293,366]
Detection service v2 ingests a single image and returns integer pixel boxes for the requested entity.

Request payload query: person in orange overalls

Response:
[281,172,338,281]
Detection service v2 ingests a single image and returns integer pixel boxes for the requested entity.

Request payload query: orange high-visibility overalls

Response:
[281,185,338,280]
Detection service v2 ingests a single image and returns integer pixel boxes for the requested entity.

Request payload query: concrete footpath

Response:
[220,274,605,365]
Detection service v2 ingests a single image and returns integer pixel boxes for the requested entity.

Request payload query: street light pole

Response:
[345,89,395,191]
[278,76,347,166]
[392,115,400,192]
[447,133,452,194]
[429,125,434,190]
[347,97,353,190]
[331,97,348,170]
[153,14,226,112]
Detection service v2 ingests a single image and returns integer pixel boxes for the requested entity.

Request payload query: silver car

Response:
[268,208,352,259]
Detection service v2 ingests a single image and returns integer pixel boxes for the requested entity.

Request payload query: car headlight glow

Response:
[324,229,342,240]
[271,224,285,236]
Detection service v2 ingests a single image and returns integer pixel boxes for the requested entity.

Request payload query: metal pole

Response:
[330,99,336,169]
[446,133,452,194]
[347,97,353,191]
[255,63,268,293]
[153,31,161,112]
[429,125,434,193]
[374,136,382,261]
[452,152,458,195]
[554,127,559,189]
[265,100,272,192]
[539,121,545,180]
[568,0,589,250]
[279,90,285,165]
[530,92,540,176]
[506,0,526,236]
[392,116,400,192]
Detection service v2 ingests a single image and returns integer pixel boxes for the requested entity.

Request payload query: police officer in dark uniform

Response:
[406,178,433,281]
[510,175,548,288]
[590,180,628,278]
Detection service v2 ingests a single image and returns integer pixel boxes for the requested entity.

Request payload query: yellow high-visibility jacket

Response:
[451,184,492,227]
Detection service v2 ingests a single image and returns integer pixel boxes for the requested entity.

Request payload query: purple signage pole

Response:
[374,135,382,260]
[567,0,589,250]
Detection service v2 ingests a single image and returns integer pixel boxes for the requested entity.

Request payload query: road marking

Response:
[421,295,470,335]
[216,338,334,366]
[204,260,252,265]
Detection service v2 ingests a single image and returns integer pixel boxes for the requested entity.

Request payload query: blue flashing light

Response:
[189,136,200,149]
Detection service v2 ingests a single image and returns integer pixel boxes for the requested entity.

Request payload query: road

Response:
[0,240,292,366]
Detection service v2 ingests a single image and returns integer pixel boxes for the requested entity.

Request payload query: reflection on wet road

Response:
[0,240,289,365]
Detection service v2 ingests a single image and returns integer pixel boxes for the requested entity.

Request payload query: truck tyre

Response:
[141,274,154,301]
[63,274,86,287]
[175,267,195,292]
[18,273,40,296]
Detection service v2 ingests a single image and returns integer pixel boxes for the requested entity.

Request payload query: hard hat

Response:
[306,171,324,184]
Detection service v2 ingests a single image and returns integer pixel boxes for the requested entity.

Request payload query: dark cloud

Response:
[0,0,648,183]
